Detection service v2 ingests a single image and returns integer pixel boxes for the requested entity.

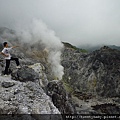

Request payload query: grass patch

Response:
[62,42,88,53]
[62,81,73,93]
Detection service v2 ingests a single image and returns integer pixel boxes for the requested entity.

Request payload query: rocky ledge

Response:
[0,61,75,120]
[0,64,62,119]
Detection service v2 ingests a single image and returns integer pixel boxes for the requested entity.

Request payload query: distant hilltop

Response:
[78,44,120,52]
[62,42,120,53]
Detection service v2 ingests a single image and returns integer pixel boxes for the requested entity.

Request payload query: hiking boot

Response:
[16,66,21,69]
[4,74,8,77]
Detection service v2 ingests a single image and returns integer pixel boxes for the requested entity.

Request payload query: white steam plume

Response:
[15,19,64,80]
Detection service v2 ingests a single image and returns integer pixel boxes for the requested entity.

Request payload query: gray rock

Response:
[61,46,120,115]
[11,66,39,82]
[62,47,120,98]
[47,80,76,114]
[0,77,61,116]
[91,103,120,114]
[1,82,15,88]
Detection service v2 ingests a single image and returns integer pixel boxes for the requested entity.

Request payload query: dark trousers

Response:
[4,57,20,75]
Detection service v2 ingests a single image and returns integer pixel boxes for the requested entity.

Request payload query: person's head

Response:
[3,42,8,47]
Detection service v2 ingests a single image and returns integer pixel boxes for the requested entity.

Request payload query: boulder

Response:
[1,82,15,88]
[11,66,39,82]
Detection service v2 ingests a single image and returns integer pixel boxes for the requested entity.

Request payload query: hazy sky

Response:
[0,0,120,46]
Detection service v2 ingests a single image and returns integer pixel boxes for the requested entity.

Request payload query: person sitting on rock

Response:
[0,42,21,76]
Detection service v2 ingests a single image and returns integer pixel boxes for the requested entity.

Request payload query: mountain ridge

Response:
[0,27,120,116]
[78,44,120,52]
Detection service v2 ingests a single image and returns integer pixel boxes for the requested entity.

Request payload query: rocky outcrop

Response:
[0,30,75,118]
[11,66,39,82]
[47,80,76,114]
[0,65,62,119]
[62,46,120,114]
[62,46,120,98]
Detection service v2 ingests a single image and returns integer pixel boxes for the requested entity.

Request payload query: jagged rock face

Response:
[29,63,48,87]
[47,80,75,114]
[62,47,120,98]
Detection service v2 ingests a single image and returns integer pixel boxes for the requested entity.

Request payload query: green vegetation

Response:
[80,49,88,53]
[62,81,73,93]
[62,42,78,50]
[62,42,88,53]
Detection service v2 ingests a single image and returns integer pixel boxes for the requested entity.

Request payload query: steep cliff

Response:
[62,45,120,114]
[62,46,120,97]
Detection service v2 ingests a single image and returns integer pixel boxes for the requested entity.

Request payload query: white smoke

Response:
[14,19,64,80]
[48,51,64,80]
